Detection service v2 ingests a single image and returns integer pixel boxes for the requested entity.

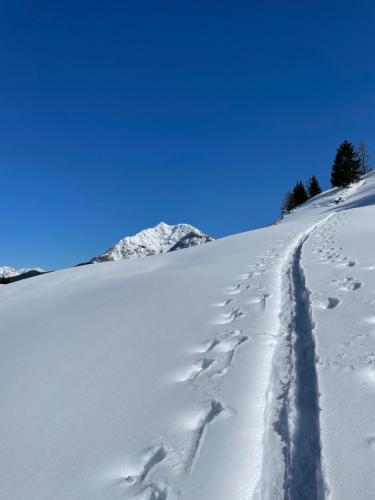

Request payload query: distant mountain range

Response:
[0,266,45,284]
[1,222,213,284]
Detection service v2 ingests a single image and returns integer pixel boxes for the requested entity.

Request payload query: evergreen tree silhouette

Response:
[331,141,361,187]
[282,190,297,215]
[293,181,309,205]
[307,175,322,198]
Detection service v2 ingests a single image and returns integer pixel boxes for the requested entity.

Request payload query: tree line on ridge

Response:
[282,139,371,216]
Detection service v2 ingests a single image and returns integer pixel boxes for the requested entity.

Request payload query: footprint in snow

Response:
[123,445,168,486]
[311,293,340,310]
[207,331,249,378]
[247,293,271,310]
[332,277,362,291]
[239,271,256,280]
[336,260,357,268]
[223,283,248,295]
[185,399,229,472]
[119,445,170,499]
[208,330,249,354]
[212,298,234,308]
[180,357,215,382]
[214,307,246,325]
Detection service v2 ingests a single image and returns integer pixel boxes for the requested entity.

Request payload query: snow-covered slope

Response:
[90,222,213,262]
[1,175,375,499]
[0,265,43,278]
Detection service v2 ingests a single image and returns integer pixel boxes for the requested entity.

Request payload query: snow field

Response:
[1,174,375,498]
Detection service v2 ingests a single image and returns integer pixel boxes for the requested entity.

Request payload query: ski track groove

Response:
[256,216,334,500]
[284,235,324,499]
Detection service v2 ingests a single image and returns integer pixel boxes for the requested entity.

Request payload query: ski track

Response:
[285,237,323,499]
[256,216,336,500]
[119,212,353,500]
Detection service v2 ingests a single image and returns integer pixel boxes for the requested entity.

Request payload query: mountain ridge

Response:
[89,221,213,263]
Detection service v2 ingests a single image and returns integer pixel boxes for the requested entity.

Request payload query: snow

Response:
[0,265,43,278]
[303,206,375,500]
[1,175,375,499]
[90,222,213,262]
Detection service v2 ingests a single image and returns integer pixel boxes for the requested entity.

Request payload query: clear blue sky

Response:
[1,0,374,269]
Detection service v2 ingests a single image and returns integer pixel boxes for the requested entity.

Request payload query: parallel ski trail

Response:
[286,236,323,499]
[256,216,332,500]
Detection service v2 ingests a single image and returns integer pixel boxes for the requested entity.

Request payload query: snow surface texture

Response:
[0,265,43,278]
[90,221,213,262]
[1,175,375,499]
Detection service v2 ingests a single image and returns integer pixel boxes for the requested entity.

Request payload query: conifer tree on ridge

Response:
[293,181,309,205]
[331,140,361,187]
[307,175,322,198]
[281,190,297,215]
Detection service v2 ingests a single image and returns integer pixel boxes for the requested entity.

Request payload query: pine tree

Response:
[307,175,322,198]
[293,181,309,205]
[331,140,361,187]
[281,190,297,215]
[358,138,371,175]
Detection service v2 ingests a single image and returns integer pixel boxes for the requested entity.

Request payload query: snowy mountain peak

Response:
[90,222,213,263]
[0,266,44,279]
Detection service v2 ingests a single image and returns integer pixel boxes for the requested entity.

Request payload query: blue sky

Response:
[1,0,374,269]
